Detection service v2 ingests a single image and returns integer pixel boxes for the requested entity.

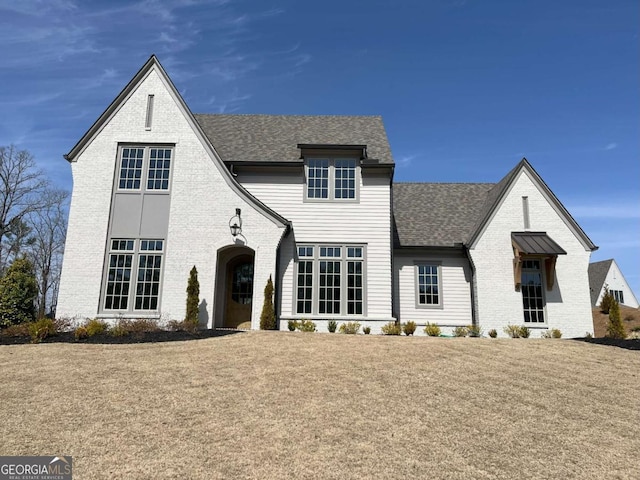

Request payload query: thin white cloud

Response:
[396,154,417,167]
[604,142,618,150]
[207,89,252,113]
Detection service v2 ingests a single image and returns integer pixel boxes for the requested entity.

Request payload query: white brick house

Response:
[57,56,598,337]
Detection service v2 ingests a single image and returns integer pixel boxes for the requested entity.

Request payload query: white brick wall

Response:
[57,66,286,327]
[469,169,594,338]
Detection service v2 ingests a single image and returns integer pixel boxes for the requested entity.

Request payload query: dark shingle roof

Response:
[194,114,394,164]
[588,259,613,306]
[393,183,495,247]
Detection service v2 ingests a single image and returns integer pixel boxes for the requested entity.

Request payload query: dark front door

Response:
[224,256,254,329]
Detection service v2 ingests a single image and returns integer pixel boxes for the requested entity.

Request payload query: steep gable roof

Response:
[63,55,289,228]
[194,114,394,164]
[467,158,597,251]
[393,183,494,247]
[588,259,614,306]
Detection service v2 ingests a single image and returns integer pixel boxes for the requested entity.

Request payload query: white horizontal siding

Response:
[238,170,393,321]
[394,252,473,329]
[596,261,639,308]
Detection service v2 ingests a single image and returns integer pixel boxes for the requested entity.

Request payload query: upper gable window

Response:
[118,146,173,192]
[305,158,358,201]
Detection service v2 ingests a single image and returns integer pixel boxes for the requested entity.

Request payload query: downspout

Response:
[274,222,292,330]
[464,245,478,327]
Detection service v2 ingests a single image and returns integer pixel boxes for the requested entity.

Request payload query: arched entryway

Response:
[215,246,255,329]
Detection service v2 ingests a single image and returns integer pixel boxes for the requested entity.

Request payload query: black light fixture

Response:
[229,208,242,237]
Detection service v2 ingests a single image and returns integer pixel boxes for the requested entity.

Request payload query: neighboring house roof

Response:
[393,183,494,247]
[194,114,394,164]
[588,259,614,306]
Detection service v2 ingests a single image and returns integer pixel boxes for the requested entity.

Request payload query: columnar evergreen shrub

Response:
[599,285,614,314]
[0,257,38,327]
[606,300,626,339]
[260,276,276,330]
[186,266,200,326]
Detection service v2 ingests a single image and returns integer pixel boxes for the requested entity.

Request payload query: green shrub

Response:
[260,276,276,330]
[504,324,521,338]
[287,320,297,331]
[381,321,401,335]
[109,322,130,337]
[488,329,498,338]
[631,325,640,333]
[452,326,468,337]
[327,320,337,333]
[339,322,361,334]
[402,321,417,336]
[585,332,593,339]
[467,324,482,337]
[27,318,56,343]
[606,300,626,339]
[518,326,531,338]
[186,266,200,325]
[541,328,562,339]
[599,286,614,314]
[424,323,441,336]
[85,318,108,337]
[296,320,316,332]
[0,257,38,327]
[363,326,371,334]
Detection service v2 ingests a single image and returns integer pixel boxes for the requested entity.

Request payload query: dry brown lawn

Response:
[592,305,640,337]
[1,332,638,479]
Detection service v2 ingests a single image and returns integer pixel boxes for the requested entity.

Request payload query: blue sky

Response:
[1,0,638,297]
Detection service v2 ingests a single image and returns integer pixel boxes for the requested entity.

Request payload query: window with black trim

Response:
[611,290,624,304]
[104,238,165,312]
[295,244,365,316]
[521,259,545,323]
[305,158,358,200]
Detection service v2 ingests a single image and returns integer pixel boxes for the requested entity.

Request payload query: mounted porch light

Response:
[229,208,242,237]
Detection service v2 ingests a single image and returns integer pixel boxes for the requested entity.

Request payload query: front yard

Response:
[1,332,638,479]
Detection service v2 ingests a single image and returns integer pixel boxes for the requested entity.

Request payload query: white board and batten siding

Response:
[469,169,594,338]
[237,169,396,331]
[57,66,285,328]
[393,252,473,335]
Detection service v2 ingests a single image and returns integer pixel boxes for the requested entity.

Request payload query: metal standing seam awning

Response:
[511,232,567,291]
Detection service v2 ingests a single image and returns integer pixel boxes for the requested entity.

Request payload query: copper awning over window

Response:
[512,232,566,291]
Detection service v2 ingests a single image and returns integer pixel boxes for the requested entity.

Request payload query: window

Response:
[416,264,441,307]
[295,244,365,316]
[305,158,358,200]
[118,146,173,192]
[104,239,164,312]
[522,259,545,323]
[611,290,624,304]
[231,263,254,305]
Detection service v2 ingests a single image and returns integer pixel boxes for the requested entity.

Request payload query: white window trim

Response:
[414,262,444,310]
[294,243,367,317]
[303,158,360,203]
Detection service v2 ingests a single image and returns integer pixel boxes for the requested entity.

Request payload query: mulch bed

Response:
[574,337,640,351]
[0,329,242,345]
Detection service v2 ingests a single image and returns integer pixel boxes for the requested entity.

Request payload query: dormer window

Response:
[299,144,363,202]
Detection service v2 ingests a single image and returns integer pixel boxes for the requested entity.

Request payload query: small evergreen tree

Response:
[260,276,276,330]
[599,285,614,314]
[606,299,626,339]
[0,257,38,327]
[185,266,200,326]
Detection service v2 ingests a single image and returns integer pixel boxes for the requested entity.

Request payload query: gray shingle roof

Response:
[588,259,613,306]
[194,114,394,164]
[393,183,495,247]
